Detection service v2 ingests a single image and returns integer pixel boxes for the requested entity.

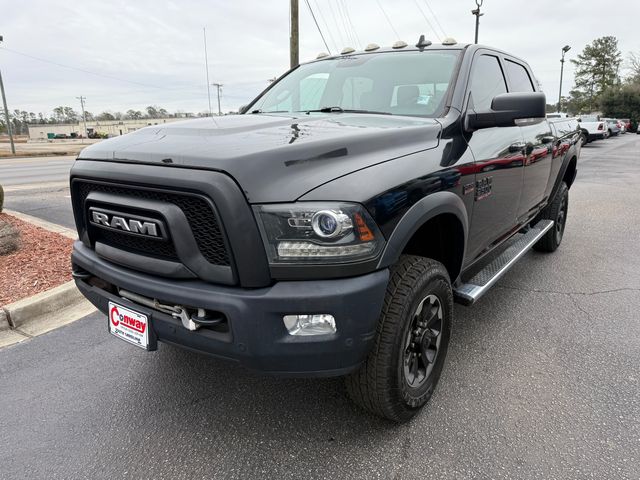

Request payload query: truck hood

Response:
[77,114,441,203]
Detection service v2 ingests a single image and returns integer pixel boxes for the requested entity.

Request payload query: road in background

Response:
[1,156,76,229]
[0,155,75,186]
[1,135,639,479]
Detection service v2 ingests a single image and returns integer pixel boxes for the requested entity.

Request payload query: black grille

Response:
[95,228,179,260]
[74,181,230,266]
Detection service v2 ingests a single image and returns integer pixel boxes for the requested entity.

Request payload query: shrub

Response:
[0,218,20,256]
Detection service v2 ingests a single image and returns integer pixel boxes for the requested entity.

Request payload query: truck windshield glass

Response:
[249,50,460,117]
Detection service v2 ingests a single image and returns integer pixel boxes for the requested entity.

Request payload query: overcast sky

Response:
[1,0,639,117]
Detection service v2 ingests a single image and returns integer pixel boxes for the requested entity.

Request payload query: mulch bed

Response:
[0,213,73,306]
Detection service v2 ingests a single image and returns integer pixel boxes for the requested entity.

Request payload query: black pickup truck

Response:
[70,39,579,422]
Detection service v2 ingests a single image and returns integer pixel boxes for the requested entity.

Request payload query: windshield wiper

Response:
[303,106,392,115]
[250,109,289,114]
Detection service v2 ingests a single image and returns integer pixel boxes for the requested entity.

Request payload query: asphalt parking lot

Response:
[1,134,639,479]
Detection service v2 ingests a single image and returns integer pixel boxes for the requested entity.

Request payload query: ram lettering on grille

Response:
[91,211,160,237]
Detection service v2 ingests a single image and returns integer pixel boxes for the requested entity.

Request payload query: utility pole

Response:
[0,35,16,155]
[471,0,483,45]
[212,83,223,116]
[76,95,87,144]
[290,0,299,69]
[557,45,571,112]
[203,28,212,116]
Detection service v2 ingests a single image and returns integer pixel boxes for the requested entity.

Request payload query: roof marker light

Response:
[341,46,355,54]
[392,40,408,49]
[364,43,380,51]
[316,52,329,59]
[442,37,458,46]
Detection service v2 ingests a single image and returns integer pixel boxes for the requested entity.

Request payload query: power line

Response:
[304,0,332,54]
[335,0,354,47]
[413,0,441,42]
[340,0,361,49]
[327,0,347,47]
[313,0,339,53]
[422,0,447,38]
[0,46,165,90]
[375,0,400,39]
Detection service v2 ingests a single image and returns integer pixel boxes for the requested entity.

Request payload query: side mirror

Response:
[465,92,546,131]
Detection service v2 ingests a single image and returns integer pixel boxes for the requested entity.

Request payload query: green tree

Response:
[600,84,640,125]
[126,109,142,120]
[97,111,115,121]
[63,107,78,122]
[146,105,159,118]
[52,106,65,122]
[569,36,622,113]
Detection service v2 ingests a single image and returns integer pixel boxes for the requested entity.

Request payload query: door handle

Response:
[509,142,526,153]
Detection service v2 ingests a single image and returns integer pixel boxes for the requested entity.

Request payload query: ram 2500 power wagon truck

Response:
[70,39,579,422]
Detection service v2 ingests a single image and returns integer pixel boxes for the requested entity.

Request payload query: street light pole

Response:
[558,45,571,112]
[471,0,483,44]
[0,35,16,155]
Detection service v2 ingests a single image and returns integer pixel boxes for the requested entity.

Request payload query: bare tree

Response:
[628,52,640,84]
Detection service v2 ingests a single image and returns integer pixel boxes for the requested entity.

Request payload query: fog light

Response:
[283,314,336,336]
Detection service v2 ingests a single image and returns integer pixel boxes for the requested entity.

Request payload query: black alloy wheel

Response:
[403,294,443,388]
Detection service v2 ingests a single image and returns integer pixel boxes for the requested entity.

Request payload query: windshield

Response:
[249,50,460,117]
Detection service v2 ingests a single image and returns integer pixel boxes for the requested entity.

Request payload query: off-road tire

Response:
[533,181,568,252]
[345,255,452,422]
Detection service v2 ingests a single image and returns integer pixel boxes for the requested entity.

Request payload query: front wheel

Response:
[345,255,452,422]
[534,181,569,252]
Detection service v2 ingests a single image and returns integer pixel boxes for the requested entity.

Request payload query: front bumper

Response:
[72,241,389,377]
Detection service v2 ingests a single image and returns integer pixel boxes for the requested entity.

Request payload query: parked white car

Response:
[577,115,608,143]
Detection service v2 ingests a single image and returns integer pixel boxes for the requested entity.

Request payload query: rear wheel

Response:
[534,181,568,252]
[579,133,587,146]
[345,255,452,422]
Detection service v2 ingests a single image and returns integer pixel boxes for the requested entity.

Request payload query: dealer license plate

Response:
[108,301,149,349]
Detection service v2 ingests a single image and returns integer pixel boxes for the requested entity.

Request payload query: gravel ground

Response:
[0,133,638,479]
[0,213,73,305]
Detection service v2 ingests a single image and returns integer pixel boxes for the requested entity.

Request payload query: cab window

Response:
[469,55,507,111]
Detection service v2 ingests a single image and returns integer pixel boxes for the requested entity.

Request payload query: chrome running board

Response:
[454,220,554,305]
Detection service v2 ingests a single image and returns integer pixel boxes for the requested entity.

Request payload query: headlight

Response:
[253,202,384,264]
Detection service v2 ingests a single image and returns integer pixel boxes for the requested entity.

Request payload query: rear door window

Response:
[505,60,535,93]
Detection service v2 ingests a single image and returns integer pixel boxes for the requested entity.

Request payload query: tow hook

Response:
[118,288,200,331]
[171,307,200,331]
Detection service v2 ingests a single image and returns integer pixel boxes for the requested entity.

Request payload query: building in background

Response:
[27,118,183,141]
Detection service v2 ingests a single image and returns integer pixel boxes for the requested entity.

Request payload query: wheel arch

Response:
[377,192,468,282]
[563,155,578,189]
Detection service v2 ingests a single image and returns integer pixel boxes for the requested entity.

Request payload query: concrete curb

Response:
[0,280,96,347]
[3,209,77,239]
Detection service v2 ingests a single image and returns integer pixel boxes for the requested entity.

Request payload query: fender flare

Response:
[551,147,578,199]
[377,191,469,271]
